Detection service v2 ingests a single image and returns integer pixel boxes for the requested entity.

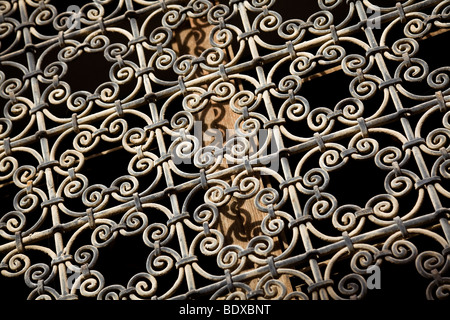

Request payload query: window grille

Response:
[0,0,449,300]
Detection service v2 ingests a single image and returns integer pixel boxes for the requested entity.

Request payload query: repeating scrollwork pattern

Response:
[0,0,449,301]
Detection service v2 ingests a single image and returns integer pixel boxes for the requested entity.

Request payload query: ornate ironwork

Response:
[0,0,449,300]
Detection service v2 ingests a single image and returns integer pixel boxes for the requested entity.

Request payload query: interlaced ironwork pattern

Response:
[0,0,449,300]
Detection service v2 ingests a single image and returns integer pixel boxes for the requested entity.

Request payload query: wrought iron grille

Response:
[0,0,449,300]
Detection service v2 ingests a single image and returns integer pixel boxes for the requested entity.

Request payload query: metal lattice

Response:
[0,0,449,300]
